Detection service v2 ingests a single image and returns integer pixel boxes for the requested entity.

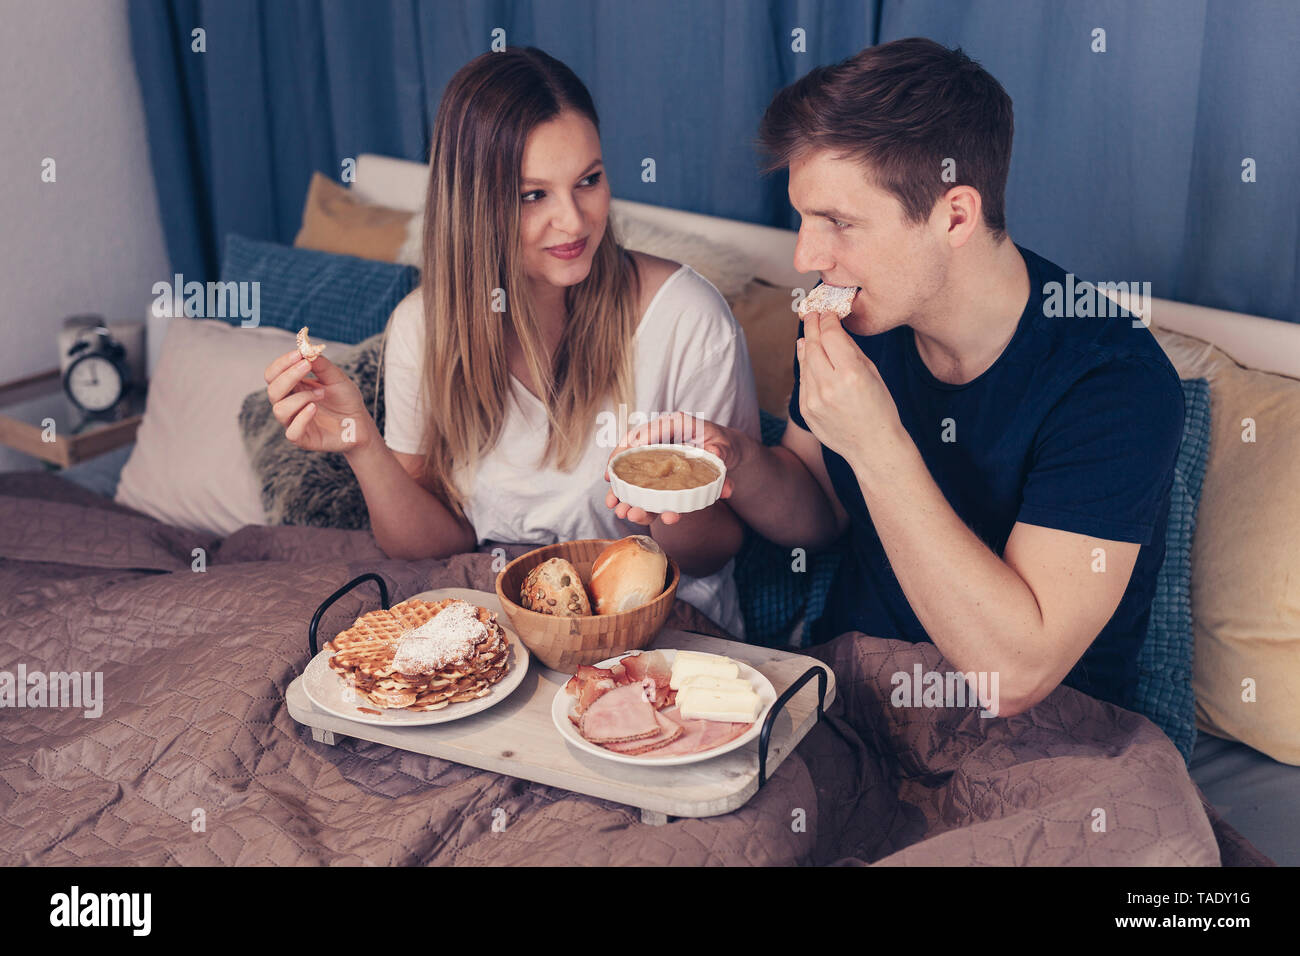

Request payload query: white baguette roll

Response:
[589,535,669,615]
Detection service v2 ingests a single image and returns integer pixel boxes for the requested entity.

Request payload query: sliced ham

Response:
[621,650,670,687]
[619,652,648,681]
[566,661,644,716]
[640,706,752,757]
[579,682,660,743]
[566,665,620,716]
[620,650,672,707]
[566,655,753,757]
[600,710,683,754]
[576,677,616,716]
[572,664,614,685]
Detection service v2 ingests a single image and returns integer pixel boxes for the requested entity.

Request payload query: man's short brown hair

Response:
[757,37,1014,240]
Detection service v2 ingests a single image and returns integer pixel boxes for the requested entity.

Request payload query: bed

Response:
[0,469,1265,865]
[3,154,1293,866]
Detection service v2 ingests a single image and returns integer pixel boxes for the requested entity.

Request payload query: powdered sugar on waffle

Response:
[391,600,490,675]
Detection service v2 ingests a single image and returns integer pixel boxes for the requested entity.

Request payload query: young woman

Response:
[263,47,760,638]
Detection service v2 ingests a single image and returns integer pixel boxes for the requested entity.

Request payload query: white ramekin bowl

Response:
[607,443,727,515]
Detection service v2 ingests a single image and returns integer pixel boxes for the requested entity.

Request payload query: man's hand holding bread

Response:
[795,309,905,471]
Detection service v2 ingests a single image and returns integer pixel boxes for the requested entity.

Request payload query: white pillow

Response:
[392,209,757,299]
[115,319,345,536]
[612,211,757,302]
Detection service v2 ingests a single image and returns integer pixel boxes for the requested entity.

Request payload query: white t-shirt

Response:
[382,264,761,639]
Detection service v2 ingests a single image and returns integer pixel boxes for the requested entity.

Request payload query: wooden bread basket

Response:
[494,538,679,672]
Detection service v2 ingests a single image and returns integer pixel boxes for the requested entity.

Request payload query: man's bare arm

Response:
[847,431,1138,717]
[645,499,746,578]
[725,417,848,550]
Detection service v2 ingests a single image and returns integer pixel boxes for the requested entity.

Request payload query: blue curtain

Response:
[129,0,1298,323]
[876,0,1300,326]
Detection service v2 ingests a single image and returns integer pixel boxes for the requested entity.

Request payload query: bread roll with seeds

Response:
[520,557,592,616]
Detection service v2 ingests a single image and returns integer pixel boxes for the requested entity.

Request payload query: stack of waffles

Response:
[324,598,511,710]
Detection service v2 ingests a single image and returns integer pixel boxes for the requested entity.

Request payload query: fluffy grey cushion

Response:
[238,333,386,530]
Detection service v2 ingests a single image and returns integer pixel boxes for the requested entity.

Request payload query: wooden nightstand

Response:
[0,368,146,467]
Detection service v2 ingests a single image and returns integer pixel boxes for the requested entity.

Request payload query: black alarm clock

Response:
[63,324,132,415]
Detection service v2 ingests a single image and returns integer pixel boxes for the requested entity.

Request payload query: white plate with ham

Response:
[552,649,777,766]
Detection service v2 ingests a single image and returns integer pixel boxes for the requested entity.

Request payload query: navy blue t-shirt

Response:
[788,246,1185,709]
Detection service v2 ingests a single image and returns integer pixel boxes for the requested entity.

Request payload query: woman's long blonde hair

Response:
[407,47,639,517]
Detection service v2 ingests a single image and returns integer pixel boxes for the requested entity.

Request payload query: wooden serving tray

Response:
[286,590,835,825]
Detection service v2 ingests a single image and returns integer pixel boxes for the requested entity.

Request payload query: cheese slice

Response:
[676,674,753,694]
[676,685,761,723]
[670,651,739,689]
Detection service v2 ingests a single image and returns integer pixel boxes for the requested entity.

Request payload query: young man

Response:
[606,38,1184,717]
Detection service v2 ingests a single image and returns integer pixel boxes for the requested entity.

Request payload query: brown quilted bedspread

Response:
[0,474,1269,865]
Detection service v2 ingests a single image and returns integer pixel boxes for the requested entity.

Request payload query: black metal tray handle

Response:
[757,664,827,789]
[307,572,391,656]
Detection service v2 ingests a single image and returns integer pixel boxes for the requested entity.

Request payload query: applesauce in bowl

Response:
[611,446,720,491]
[607,443,726,515]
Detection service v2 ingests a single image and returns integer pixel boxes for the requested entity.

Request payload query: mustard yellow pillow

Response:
[728,280,798,419]
[293,172,417,264]
[1152,325,1300,765]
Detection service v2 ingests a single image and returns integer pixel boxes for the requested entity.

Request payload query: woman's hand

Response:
[603,411,747,526]
[263,350,372,454]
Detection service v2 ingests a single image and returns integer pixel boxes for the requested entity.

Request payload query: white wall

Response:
[0,0,169,472]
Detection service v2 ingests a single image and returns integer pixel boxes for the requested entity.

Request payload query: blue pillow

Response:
[1135,377,1212,764]
[218,235,419,344]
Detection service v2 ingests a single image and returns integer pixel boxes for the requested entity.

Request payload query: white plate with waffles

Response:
[301,587,529,727]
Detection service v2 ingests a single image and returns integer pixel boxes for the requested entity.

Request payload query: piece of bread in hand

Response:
[296,326,326,360]
[589,535,668,615]
[798,283,858,318]
[521,557,592,616]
